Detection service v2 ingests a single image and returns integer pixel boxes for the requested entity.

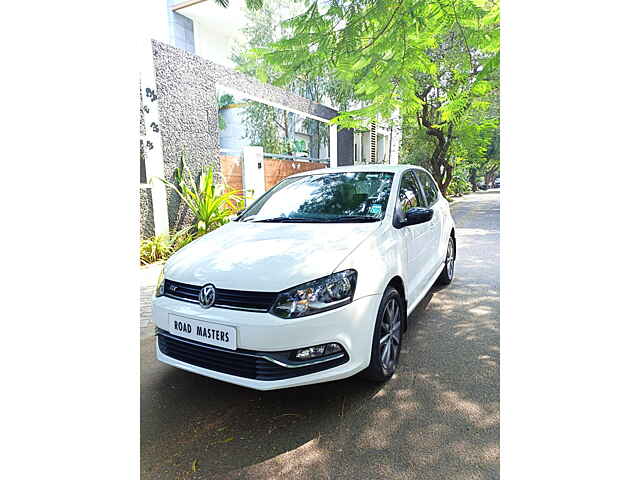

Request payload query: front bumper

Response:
[152,293,382,390]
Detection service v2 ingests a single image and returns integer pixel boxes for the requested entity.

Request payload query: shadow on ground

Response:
[140,192,500,480]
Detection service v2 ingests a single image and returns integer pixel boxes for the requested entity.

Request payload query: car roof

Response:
[288,164,424,177]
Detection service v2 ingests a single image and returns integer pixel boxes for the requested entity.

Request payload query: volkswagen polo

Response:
[153,164,456,390]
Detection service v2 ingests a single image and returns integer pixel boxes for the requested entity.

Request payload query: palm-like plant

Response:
[160,155,247,237]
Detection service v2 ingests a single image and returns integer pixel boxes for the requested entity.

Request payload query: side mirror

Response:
[404,207,433,226]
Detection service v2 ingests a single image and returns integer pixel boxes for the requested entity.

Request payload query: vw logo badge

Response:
[199,284,216,308]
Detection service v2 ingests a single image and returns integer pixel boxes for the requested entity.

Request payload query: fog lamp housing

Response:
[293,343,344,361]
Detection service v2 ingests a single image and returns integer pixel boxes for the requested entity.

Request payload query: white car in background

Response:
[153,165,456,390]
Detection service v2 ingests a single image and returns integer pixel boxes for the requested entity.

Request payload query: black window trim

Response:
[414,168,440,208]
[410,169,430,208]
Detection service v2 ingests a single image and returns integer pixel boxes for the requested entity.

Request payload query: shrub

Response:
[139,228,194,265]
[140,234,173,265]
[447,175,472,198]
[172,229,194,252]
[160,154,247,237]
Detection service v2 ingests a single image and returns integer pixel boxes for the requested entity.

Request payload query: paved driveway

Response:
[140,190,500,480]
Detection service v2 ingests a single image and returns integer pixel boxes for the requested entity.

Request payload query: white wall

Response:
[176,1,247,66]
[142,0,171,45]
[193,19,243,67]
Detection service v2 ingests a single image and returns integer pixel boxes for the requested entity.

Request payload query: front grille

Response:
[157,329,349,381]
[164,279,278,312]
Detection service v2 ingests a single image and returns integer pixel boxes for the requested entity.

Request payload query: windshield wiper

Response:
[331,215,381,223]
[253,217,329,223]
[250,215,381,223]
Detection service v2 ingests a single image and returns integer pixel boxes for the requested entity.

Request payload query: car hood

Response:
[164,221,380,291]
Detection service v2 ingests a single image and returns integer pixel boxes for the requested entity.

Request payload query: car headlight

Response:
[155,268,165,297]
[271,269,357,319]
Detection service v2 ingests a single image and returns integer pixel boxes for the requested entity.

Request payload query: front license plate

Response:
[168,314,237,350]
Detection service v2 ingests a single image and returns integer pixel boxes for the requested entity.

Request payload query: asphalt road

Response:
[140,190,500,480]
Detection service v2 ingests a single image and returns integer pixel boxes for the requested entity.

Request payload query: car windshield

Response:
[239,172,395,223]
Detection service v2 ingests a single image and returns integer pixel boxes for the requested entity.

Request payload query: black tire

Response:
[436,234,456,286]
[361,286,405,382]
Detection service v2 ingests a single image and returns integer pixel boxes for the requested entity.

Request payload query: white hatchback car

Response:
[153,164,455,390]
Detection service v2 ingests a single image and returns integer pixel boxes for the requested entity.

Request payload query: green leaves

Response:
[258,0,499,128]
[352,56,372,71]
[447,175,472,197]
[139,227,194,265]
[237,0,499,196]
[159,153,246,237]
[471,80,493,95]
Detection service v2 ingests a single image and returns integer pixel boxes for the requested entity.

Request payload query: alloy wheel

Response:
[446,237,455,279]
[379,297,401,373]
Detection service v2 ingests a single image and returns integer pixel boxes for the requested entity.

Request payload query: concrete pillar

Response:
[242,146,265,206]
[329,124,338,168]
[141,41,169,236]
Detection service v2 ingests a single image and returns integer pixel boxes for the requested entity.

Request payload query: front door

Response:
[414,169,445,281]
[396,170,435,302]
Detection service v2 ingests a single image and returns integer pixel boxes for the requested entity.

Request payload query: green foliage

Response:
[230,0,341,157]
[231,2,292,153]
[233,0,355,108]
[257,0,500,194]
[260,0,500,129]
[160,154,246,237]
[219,94,235,107]
[217,93,236,130]
[448,97,500,190]
[400,75,499,193]
[293,139,307,153]
[171,229,195,252]
[139,228,193,265]
[241,101,292,154]
[239,99,328,157]
[446,175,472,198]
[140,234,172,265]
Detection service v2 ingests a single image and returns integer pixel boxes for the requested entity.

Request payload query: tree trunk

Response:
[417,98,455,197]
[428,139,454,196]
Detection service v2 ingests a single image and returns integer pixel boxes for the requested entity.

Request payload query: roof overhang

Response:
[170,0,247,38]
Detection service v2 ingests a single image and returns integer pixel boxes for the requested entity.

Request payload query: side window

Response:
[415,170,439,206]
[396,171,426,221]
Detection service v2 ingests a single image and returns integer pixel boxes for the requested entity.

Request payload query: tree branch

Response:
[357,0,404,52]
